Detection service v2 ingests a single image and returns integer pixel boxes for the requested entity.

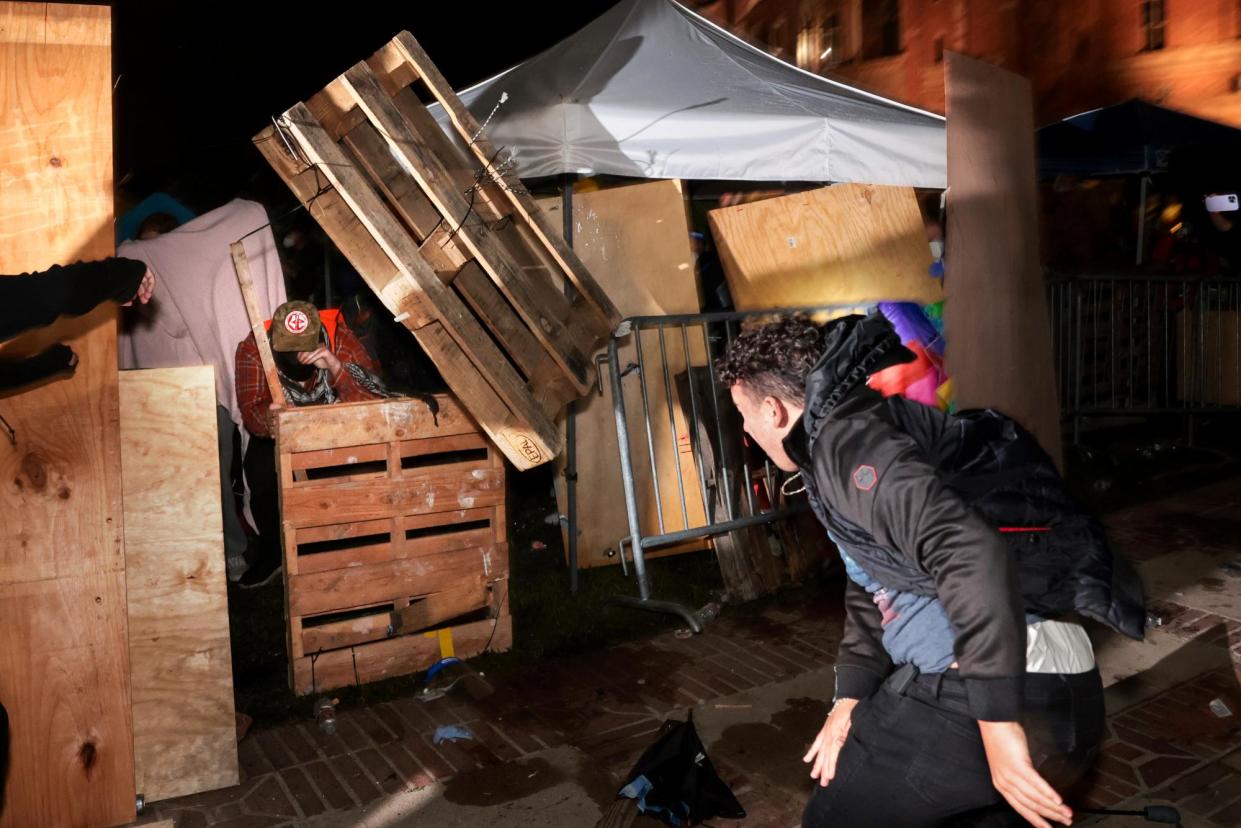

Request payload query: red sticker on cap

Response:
[852,464,877,491]
[284,310,309,334]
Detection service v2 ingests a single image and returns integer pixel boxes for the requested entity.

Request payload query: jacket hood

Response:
[803,312,914,439]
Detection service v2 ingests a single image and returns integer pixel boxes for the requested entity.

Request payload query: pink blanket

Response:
[119,199,287,428]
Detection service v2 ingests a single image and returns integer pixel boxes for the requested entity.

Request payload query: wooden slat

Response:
[279,101,561,463]
[453,261,579,413]
[294,518,393,545]
[289,443,389,472]
[388,578,489,634]
[301,605,392,653]
[275,395,471,453]
[338,63,593,391]
[288,545,508,616]
[231,242,287,407]
[396,432,489,460]
[293,615,512,695]
[254,125,432,328]
[282,467,504,528]
[120,367,238,802]
[390,31,621,332]
[0,5,135,825]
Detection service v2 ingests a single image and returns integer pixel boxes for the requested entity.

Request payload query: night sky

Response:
[111,0,620,210]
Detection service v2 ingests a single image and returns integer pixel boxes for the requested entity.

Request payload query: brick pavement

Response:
[128,478,1241,828]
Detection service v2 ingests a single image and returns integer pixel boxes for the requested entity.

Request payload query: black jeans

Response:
[242,436,281,568]
[802,665,1105,828]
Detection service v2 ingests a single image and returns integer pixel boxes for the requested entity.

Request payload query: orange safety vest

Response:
[263,308,341,350]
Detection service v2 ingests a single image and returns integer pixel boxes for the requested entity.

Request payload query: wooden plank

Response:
[540,181,712,567]
[708,183,942,311]
[282,467,505,528]
[453,261,579,412]
[388,578,489,634]
[289,443,389,473]
[396,432,489,460]
[0,5,135,825]
[274,394,471,453]
[254,125,431,327]
[338,63,593,392]
[279,102,561,464]
[230,242,287,408]
[301,606,392,654]
[944,52,1062,468]
[288,545,508,616]
[293,614,512,695]
[120,367,238,802]
[390,31,621,331]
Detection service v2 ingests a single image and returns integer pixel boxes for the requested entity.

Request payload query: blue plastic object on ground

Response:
[433,724,475,745]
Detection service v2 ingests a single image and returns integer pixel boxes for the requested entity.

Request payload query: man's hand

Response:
[978,720,1072,828]
[803,698,858,787]
[298,347,341,379]
[122,268,155,307]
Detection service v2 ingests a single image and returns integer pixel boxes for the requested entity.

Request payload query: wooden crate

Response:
[275,395,510,695]
[255,31,620,471]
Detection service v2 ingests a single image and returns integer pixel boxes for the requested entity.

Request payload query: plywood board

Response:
[540,180,711,567]
[0,4,135,825]
[944,52,1062,468]
[120,367,238,803]
[708,184,941,311]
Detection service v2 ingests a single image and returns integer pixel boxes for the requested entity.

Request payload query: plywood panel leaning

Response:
[275,395,510,695]
[255,31,622,470]
[540,180,711,568]
[944,52,1062,468]
[0,4,136,825]
[709,184,942,311]
[120,367,239,803]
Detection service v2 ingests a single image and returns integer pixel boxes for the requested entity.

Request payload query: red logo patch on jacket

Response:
[852,464,878,491]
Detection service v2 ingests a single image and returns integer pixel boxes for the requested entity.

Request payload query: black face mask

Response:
[274,349,317,382]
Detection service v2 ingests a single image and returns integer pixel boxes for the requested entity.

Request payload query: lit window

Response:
[1141,0,1166,51]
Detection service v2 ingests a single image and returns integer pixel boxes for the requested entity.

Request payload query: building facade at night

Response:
[693,0,1241,126]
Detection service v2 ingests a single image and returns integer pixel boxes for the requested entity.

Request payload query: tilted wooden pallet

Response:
[275,395,510,695]
[255,31,620,470]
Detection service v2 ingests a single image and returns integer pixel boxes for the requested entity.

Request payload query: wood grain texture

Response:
[281,467,505,529]
[274,395,470,453]
[120,367,238,803]
[709,184,941,310]
[293,614,512,695]
[0,4,135,825]
[230,243,286,408]
[944,52,1062,468]
[540,180,711,567]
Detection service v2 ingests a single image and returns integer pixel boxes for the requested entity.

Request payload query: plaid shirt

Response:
[235,314,381,438]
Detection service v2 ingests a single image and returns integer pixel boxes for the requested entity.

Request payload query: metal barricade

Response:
[606,307,866,630]
[1048,276,1241,441]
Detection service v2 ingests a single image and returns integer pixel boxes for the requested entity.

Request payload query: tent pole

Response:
[563,173,580,594]
[1136,174,1148,266]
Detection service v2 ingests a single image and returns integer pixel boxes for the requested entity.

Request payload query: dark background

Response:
[111,0,619,210]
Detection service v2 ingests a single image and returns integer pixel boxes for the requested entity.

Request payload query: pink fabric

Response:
[118,199,287,427]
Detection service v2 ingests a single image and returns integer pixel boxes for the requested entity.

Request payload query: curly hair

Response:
[716,315,825,405]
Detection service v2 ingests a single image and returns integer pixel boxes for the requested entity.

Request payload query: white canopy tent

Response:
[432,0,946,188]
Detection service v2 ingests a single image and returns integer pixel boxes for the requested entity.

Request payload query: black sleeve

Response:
[0,258,147,342]
[819,412,1027,721]
[0,344,75,392]
[834,577,892,701]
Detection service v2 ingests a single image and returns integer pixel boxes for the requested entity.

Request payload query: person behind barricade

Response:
[234,299,394,588]
[716,313,1147,828]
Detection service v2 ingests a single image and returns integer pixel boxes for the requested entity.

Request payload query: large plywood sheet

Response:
[708,184,942,311]
[120,367,238,803]
[541,180,710,567]
[0,4,135,825]
[944,52,1062,467]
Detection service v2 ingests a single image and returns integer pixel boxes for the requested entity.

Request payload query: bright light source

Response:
[820,45,833,59]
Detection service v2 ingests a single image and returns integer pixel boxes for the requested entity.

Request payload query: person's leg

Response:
[240,435,282,587]
[946,670,1107,827]
[802,677,1001,828]
[216,406,248,581]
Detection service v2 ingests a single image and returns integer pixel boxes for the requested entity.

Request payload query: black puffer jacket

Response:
[783,313,1146,721]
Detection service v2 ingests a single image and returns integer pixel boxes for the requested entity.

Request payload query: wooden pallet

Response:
[254,31,620,470]
[274,395,510,695]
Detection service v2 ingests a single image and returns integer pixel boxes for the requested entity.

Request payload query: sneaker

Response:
[238,559,282,589]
